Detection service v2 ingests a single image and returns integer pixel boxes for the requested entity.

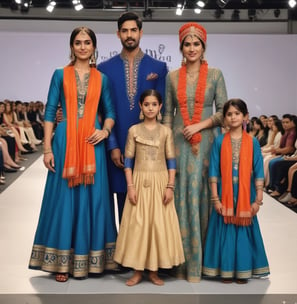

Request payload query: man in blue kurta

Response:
[98,12,168,223]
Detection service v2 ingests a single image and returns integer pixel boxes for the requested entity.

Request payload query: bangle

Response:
[103,127,111,137]
[43,148,52,154]
[255,201,263,206]
[166,183,175,191]
[256,185,264,190]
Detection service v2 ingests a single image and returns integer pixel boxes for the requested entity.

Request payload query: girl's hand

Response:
[86,129,108,145]
[163,188,174,205]
[43,152,55,172]
[214,201,223,215]
[251,202,260,216]
[127,186,137,205]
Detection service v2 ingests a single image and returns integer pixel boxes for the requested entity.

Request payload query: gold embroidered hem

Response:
[202,266,270,279]
[29,243,117,277]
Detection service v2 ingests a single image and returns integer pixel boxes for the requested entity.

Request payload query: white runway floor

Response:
[0,156,297,304]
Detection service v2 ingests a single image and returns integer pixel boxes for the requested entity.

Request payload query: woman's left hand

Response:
[251,202,260,216]
[86,129,108,145]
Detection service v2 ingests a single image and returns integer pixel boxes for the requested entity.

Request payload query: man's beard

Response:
[122,39,139,51]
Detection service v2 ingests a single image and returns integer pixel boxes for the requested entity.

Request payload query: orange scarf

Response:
[62,66,102,187]
[220,131,253,226]
[177,62,208,149]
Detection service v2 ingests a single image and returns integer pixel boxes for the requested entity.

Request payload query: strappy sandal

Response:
[55,273,69,283]
[221,278,233,284]
[236,279,248,284]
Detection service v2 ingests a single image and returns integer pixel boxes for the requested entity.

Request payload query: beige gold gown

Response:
[114,123,185,271]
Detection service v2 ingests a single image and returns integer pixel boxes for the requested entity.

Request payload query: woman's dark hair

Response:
[254,118,265,130]
[139,89,162,105]
[117,12,142,30]
[223,98,248,118]
[273,119,284,135]
[70,27,97,48]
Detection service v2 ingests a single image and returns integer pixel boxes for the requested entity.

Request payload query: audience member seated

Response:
[266,114,297,189]
[14,100,41,149]
[262,116,280,152]
[26,101,44,140]
[253,118,267,147]
[269,139,297,199]
[0,137,22,172]
[2,100,33,154]
[0,146,4,185]
[278,162,297,206]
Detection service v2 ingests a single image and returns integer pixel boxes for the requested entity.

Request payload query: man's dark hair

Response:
[117,12,142,30]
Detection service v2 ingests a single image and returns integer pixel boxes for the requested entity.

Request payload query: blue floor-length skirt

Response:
[29,120,117,278]
[203,210,270,279]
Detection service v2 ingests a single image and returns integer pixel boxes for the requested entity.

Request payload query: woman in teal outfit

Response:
[29,27,117,282]
[203,99,270,283]
[163,22,227,282]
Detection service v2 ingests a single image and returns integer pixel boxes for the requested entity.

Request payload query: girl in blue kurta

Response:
[203,99,270,284]
[28,27,117,282]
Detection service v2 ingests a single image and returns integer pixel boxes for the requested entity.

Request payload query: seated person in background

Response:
[14,100,41,148]
[266,114,297,189]
[253,118,267,147]
[262,115,280,152]
[269,138,297,199]
[26,101,44,140]
[262,119,283,155]
[247,116,258,137]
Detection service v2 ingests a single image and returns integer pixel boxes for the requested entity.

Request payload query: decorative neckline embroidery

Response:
[120,49,145,110]
[177,61,208,147]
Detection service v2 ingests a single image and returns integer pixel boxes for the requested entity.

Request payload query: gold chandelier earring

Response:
[139,110,144,120]
[89,49,98,65]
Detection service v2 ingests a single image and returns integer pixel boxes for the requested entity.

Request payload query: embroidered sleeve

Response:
[162,73,176,128]
[124,126,136,160]
[210,69,227,127]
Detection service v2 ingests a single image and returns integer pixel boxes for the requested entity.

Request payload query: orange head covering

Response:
[179,22,207,46]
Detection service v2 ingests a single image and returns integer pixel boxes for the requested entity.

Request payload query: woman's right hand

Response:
[43,152,55,172]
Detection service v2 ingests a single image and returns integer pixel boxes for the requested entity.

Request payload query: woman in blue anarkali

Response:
[29,27,117,282]
[202,98,270,283]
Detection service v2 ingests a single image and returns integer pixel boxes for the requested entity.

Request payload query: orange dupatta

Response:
[220,131,253,226]
[62,66,102,187]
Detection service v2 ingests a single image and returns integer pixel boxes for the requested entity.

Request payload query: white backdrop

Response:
[1,31,297,117]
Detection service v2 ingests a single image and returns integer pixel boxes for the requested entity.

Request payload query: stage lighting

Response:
[216,0,230,8]
[197,1,206,8]
[46,1,56,13]
[20,0,30,13]
[72,0,84,11]
[288,0,297,8]
[176,3,184,16]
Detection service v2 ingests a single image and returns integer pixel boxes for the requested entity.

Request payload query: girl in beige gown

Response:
[114,89,185,286]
